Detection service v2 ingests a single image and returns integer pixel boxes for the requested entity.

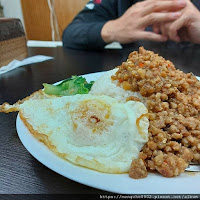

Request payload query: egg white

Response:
[17,94,148,173]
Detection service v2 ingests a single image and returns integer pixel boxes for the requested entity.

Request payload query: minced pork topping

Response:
[112,47,200,178]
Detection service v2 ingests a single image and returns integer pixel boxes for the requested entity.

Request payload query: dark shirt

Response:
[62,0,200,50]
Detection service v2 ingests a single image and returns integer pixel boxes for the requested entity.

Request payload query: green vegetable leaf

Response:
[43,76,94,96]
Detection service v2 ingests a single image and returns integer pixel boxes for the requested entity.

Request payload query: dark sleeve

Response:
[62,0,118,50]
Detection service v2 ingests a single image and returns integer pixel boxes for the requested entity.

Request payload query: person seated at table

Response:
[62,0,200,50]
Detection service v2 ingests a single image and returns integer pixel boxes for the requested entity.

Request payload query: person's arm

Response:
[63,0,186,50]
[62,0,118,50]
[101,0,187,44]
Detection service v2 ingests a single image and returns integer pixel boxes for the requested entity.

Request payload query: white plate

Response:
[16,72,200,194]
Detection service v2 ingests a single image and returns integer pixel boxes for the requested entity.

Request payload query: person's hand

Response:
[101,0,186,44]
[160,0,200,43]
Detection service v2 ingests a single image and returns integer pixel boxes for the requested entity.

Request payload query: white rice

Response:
[89,68,146,104]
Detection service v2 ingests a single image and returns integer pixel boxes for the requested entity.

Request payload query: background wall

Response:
[0,0,88,42]
[20,0,88,41]
[1,0,24,26]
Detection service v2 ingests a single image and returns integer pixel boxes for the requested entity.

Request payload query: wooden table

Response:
[0,42,200,195]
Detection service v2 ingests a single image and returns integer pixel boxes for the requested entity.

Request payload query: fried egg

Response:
[1,94,149,173]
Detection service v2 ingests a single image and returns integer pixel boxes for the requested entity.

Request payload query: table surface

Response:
[0,42,200,194]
